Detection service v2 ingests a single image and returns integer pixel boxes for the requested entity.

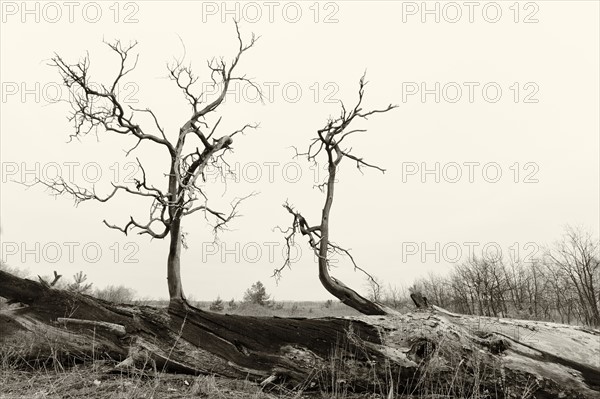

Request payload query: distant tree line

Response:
[410,226,599,327]
[210,280,273,311]
[3,225,597,327]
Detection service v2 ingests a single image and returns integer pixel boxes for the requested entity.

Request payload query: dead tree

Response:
[37,22,258,309]
[275,75,396,315]
[548,226,600,327]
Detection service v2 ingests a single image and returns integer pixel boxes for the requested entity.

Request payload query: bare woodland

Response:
[410,227,600,328]
[1,24,599,398]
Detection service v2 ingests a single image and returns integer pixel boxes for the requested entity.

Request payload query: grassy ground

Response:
[0,362,305,399]
[0,361,403,399]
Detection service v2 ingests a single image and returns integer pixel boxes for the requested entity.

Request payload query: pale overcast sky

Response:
[1,1,598,300]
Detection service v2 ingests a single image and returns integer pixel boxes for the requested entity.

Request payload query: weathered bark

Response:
[1,270,599,398]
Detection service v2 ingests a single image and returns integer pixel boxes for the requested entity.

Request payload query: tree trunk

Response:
[316,154,386,316]
[167,217,184,308]
[166,153,186,309]
[1,270,599,398]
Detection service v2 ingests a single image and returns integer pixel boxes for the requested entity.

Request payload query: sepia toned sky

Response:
[1,1,598,301]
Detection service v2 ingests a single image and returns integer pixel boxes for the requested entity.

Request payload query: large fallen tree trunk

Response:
[1,270,599,398]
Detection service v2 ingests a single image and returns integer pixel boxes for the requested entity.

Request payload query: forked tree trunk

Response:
[1,270,599,398]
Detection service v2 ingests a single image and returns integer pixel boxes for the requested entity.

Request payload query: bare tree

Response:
[548,226,600,326]
[383,283,410,309]
[275,75,396,315]
[364,275,384,302]
[33,23,259,309]
[408,226,599,327]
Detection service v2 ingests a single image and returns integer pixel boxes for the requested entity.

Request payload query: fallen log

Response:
[1,270,599,398]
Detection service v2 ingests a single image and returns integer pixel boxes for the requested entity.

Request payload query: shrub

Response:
[66,271,93,294]
[243,281,271,306]
[227,298,237,310]
[0,262,29,278]
[93,285,136,303]
[209,296,225,312]
[290,303,299,315]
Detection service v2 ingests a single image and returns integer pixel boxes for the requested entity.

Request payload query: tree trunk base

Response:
[1,270,599,398]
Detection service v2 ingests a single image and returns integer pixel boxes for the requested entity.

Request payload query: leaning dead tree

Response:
[39,22,258,309]
[276,75,396,315]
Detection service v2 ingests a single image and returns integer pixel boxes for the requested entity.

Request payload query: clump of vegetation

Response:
[290,303,299,315]
[209,296,225,312]
[243,281,271,306]
[66,271,93,294]
[92,285,136,304]
[227,298,237,310]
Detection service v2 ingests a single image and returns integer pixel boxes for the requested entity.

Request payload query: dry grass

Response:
[0,363,392,399]
[0,363,283,399]
[0,357,538,399]
[0,339,536,399]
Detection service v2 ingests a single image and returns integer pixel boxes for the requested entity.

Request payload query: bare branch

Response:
[273,203,321,280]
[327,241,381,290]
[211,192,257,235]
[178,21,261,140]
[103,216,170,239]
[51,41,175,156]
